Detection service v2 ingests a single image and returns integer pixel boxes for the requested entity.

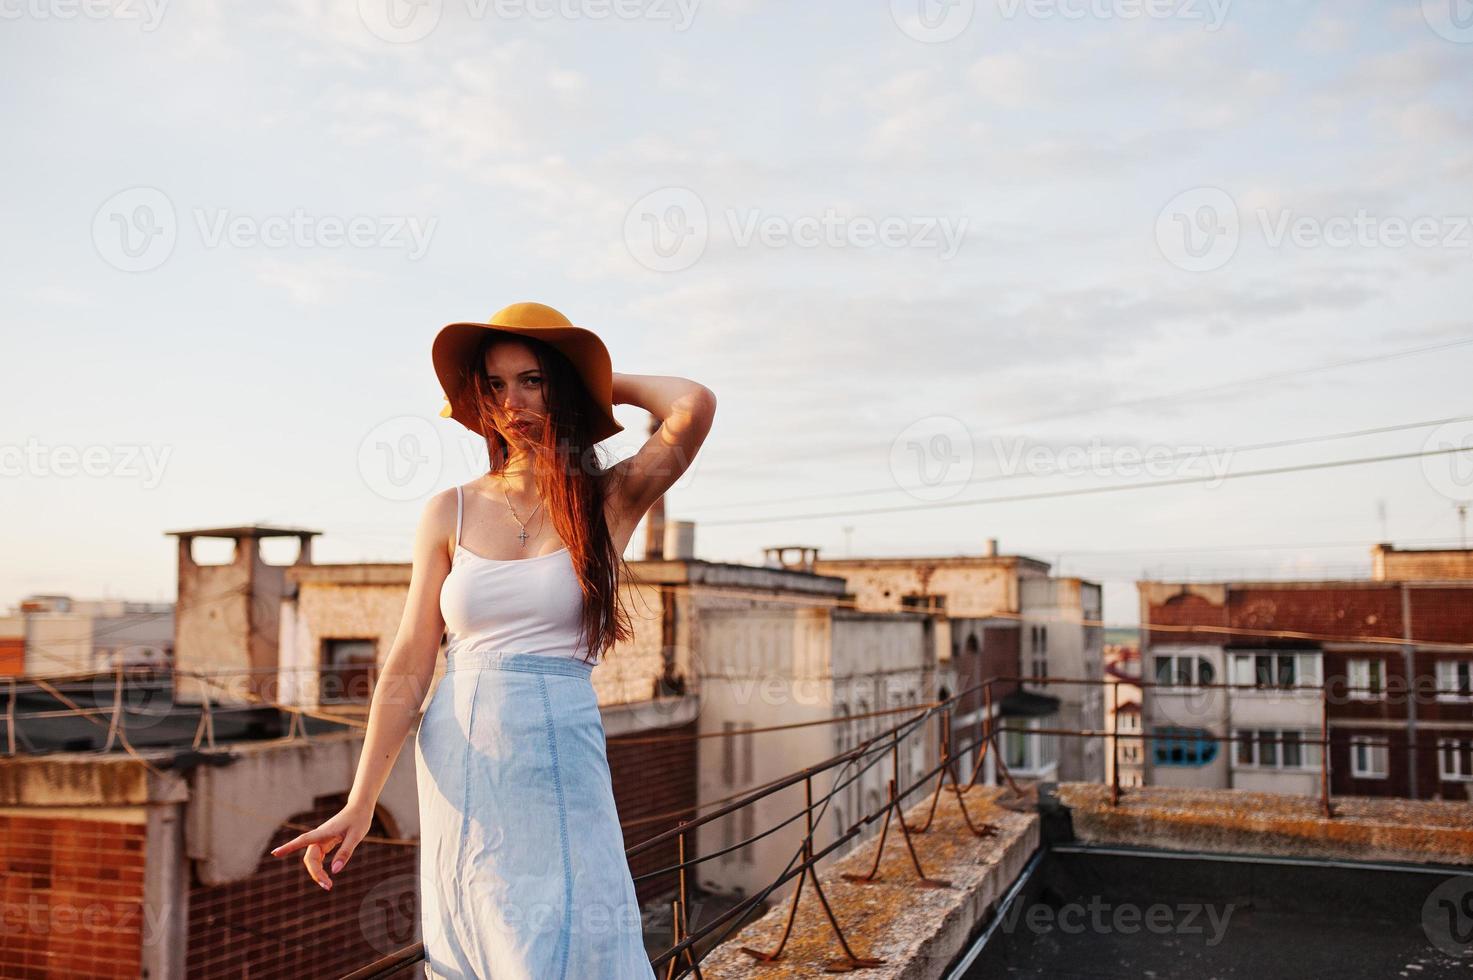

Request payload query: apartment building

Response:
[807,538,1104,784]
[1138,543,1473,800]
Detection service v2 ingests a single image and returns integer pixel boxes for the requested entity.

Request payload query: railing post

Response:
[1110,678,1120,806]
[1320,683,1332,818]
[103,662,125,753]
[5,677,16,756]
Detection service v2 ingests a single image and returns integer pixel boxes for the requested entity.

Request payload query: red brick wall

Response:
[607,717,698,905]
[0,637,23,676]
[187,795,418,980]
[1408,587,1473,644]
[0,813,146,978]
[1146,592,1226,647]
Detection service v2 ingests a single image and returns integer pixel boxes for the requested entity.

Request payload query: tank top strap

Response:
[454,485,463,553]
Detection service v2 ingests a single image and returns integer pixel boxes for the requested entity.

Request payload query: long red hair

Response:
[459,331,635,664]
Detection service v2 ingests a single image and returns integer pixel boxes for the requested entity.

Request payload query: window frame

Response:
[1154,653,1216,690]
[1349,734,1389,779]
[1435,661,1473,703]
[1346,658,1385,700]
[1232,727,1320,770]
[1438,737,1473,782]
[1229,651,1323,690]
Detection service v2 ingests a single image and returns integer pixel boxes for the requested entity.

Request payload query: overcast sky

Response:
[3,0,1472,626]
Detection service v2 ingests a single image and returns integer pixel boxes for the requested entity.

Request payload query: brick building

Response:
[806,539,1104,784]
[1139,543,1473,800]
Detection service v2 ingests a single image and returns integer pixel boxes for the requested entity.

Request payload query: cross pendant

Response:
[518,528,529,546]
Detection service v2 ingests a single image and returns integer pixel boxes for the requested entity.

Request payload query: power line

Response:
[694,444,1473,527]
[693,412,1473,512]
[698,335,1473,476]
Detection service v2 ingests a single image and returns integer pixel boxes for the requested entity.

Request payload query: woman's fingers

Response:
[270,826,328,858]
[305,834,345,890]
[269,825,344,891]
[330,827,364,875]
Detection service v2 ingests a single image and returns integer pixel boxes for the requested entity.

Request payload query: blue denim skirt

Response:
[414,649,656,980]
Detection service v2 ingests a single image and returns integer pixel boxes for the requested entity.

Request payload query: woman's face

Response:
[481,339,546,442]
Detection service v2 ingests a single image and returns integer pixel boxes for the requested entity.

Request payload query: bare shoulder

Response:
[423,485,460,564]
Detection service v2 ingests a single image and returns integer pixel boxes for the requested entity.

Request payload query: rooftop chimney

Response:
[983,538,999,557]
[664,520,696,560]
[163,524,319,706]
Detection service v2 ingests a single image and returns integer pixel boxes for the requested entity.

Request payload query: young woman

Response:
[271,302,716,979]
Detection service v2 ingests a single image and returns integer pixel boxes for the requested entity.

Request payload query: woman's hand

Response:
[269,800,374,891]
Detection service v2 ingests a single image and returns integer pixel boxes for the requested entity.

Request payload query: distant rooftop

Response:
[163,524,322,539]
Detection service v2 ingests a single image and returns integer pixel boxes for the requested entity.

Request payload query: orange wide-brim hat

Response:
[432,301,625,444]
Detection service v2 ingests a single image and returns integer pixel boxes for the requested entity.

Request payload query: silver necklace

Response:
[496,475,543,548]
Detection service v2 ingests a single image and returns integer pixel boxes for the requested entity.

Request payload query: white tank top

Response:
[439,484,597,663]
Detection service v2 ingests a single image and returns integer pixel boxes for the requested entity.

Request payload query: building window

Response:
[1346,659,1385,699]
[1435,661,1473,702]
[1229,651,1322,690]
[1439,738,1473,782]
[1003,717,1058,775]
[1233,729,1320,770]
[321,639,376,704]
[1029,624,1048,680]
[1152,726,1218,767]
[1349,735,1388,779]
[1154,654,1215,689]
